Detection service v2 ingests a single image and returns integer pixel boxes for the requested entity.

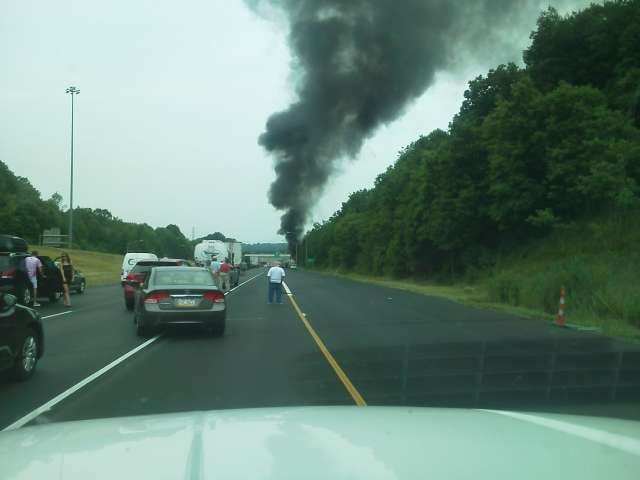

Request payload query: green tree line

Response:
[0,161,193,258]
[303,1,640,278]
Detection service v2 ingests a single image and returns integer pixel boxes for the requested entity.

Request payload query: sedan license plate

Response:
[174,298,197,308]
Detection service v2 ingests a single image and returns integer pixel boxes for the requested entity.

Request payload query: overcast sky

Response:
[0,1,586,243]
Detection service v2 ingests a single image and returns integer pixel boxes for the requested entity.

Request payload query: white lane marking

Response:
[480,410,640,457]
[41,311,73,320]
[282,281,292,295]
[2,335,161,432]
[224,271,264,296]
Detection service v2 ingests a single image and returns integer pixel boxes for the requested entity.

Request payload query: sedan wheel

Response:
[12,330,39,381]
[77,281,86,294]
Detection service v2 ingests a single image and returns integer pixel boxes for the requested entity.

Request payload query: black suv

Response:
[0,293,44,380]
[0,235,28,253]
[0,253,64,306]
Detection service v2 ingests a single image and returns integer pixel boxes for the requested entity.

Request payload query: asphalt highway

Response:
[1,268,639,431]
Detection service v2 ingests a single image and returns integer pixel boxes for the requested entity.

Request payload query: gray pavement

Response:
[1,268,639,431]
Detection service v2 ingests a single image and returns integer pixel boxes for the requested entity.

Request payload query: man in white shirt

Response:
[25,251,45,307]
[267,262,285,304]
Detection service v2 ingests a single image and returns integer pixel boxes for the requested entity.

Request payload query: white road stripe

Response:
[3,335,161,431]
[282,281,292,295]
[224,271,264,296]
[480,410,640,457]
[41,311,73,320]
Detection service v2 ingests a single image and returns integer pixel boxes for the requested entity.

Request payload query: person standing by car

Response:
[25,251,45,307]
[219,258,232,292]
[267,262,285,304]
[210,256,221,288]
[59,252,74,307]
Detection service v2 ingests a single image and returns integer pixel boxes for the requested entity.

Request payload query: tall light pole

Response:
[65,86,80,249]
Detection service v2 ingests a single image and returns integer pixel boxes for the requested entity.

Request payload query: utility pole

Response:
[65,86,80,249]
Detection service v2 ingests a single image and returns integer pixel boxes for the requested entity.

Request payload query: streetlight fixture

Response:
[65,86,80,249]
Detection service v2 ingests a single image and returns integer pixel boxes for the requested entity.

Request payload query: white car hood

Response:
[1,406,639,479]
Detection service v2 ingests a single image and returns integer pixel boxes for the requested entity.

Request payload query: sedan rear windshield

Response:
[131,261,178,274]
[153,270,215,286]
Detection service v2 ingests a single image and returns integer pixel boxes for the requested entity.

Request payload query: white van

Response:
[121,252,158,284]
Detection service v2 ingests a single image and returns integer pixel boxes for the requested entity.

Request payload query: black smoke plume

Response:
[250,0,568,247]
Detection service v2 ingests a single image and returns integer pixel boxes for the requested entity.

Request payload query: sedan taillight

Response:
[144,291,170,304]
[203,291,225,303]
[0,268,16,279]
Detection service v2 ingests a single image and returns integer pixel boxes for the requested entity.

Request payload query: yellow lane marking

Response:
[286,289,366,407]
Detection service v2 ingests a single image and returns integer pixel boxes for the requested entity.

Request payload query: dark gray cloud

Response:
[249,0,577,244]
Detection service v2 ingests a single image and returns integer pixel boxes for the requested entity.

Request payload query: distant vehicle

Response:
[121,253,158,284]
[53,260,86,295]
[290,263,297,270]
[193,240,227,266]
[0,253,64,306]
[159,258,193,266]
[0,293,44,381]
[193,240,241,288]
[70,268,86,294]
[123,260,180,310]
[0,234,28,253]
[226,241,243,268]
[133,266,226,337]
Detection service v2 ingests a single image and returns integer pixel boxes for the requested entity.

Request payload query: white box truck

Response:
[225,241,243,267]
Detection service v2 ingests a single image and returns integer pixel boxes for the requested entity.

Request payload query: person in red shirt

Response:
[219,258,232,292]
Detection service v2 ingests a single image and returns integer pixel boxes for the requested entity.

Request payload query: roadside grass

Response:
[35,246,122,287]
[312,213,640,342]
[483,214,640,340]
[320,270,557,322]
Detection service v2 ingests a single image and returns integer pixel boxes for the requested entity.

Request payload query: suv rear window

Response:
[0,235,28,253]
[130,261,179,274]
[0,256,13,269]
[0,254,22,269]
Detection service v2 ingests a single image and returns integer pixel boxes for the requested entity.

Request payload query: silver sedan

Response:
[133,267,226,337]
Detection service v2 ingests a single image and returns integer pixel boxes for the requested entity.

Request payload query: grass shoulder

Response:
[37,246,122,287]
[311,268,640,343]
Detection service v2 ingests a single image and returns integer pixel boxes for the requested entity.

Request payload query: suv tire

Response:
[11,328,39,381]
[17,284,32,306]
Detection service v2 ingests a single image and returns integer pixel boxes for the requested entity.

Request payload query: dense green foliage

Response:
[304,1,640,284]
[0,161,192,258]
